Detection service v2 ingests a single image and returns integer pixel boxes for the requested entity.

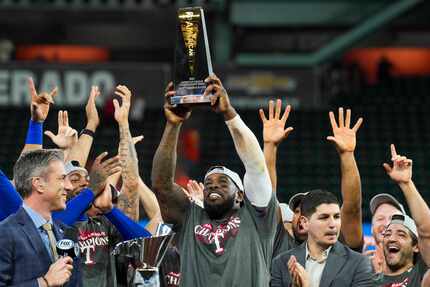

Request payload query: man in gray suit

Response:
[271,190,373,287]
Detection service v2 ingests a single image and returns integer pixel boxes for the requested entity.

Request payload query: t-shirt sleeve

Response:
[244,192,278,237]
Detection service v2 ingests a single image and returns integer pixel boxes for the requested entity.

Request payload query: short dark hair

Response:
[300,189,339,218]
[13,149,64,198]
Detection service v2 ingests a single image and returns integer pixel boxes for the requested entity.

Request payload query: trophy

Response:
[112,234,174,286]
[171,7,213,105]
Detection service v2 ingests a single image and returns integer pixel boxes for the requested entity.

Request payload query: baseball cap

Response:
[279,203,294,222]
[387,214,418,239]
[204,166,244,192]
[288,192,309,211]
[370,193,406,215]
[64,160,88,176]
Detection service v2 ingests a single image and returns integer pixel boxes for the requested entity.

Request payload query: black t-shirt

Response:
[159,247,181,287]
[272,222,299,258]
[74,216,123,287]
[377,257,428,286]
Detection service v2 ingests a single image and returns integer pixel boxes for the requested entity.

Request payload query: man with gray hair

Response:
[0,149,79,287]
[374,145,430,286]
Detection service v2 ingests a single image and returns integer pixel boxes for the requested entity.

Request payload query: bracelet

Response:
[42,276,50,287]
[79,128,95,138]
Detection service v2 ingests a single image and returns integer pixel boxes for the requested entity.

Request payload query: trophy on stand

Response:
[112,234,174,285]
[171,7,213,105]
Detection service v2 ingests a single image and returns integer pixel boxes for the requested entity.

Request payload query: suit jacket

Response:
[0,207,81,287]
[271,241,374,287]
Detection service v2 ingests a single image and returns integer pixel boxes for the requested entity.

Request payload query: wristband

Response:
[42,276,50,287]
[79,128,95,138]
[25,120,43,145]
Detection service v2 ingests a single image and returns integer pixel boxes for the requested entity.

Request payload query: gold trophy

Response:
[171,7,213,105]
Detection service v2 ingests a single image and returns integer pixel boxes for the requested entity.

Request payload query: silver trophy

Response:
[112,234,175,274]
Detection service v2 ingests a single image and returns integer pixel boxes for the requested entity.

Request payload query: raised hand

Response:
[204,74,236,119]
[28,77,58,122]
[259,99,293,146]
[85,86,100,131]
[44,111,78,149]
[184,180,204,203]
[164,81,191,125]
[383,144,413,184]
[113,85,132,124]
[363,242,385,274]
[89,152,122,195]
[327,107,363,154]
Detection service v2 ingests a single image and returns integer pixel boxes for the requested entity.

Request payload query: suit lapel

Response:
[295,242,307,267]
[319,242,347,287]
[16,207,53,265]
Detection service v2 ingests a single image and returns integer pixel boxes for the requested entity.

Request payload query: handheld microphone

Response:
[56,239,80,259]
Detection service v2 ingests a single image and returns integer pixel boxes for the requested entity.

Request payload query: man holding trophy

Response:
[153,11,277,278]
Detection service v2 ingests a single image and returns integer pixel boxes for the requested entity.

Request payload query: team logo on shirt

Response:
[165,272,181,286]
[384,278,409,287]
[78,230,109,264]
[194,216,240,256]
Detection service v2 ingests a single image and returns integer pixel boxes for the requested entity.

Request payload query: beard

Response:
[204,196,235,220]
[384,249,412,272]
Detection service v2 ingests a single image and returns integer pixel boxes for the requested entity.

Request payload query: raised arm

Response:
[136,178,163,235]
[21,78,57,154]
[327,107,364,249]
[67,86,100,167]
[112,85,140,221]
[259,99,293,193]
[151,82,191,227]
[205,74,272,207]
[383,144,430,266]
[44,111,78,159]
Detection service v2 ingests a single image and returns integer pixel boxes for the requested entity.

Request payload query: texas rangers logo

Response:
[194,216,240,255]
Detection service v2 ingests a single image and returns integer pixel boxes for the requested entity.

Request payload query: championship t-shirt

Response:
[75,216,122,287]
[272,222,299,258]
[178,193,277,287]
[377,256,428,286]
[159,247,181,287]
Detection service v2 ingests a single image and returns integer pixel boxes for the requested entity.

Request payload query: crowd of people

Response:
[0,74,428,287]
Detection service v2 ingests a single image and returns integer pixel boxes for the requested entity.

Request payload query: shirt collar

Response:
[23,203,52,229]
[305,242,332,263]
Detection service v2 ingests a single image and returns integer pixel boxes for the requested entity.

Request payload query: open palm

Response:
[259,99,293,145]
[327,108,363,153]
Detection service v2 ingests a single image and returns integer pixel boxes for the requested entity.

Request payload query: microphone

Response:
[56,239,80,259]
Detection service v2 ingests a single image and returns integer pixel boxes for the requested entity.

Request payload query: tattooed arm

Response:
[113,85,140,221]
[151,82,191,227]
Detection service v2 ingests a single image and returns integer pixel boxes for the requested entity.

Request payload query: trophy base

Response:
[170,94,211,105]
[172,80,210,105]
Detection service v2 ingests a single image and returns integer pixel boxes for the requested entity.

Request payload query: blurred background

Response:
[0,0,429,223]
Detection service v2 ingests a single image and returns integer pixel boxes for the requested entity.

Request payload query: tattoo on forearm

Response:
[117,191,139,221]
[151,125,180,190]
[119,124,139,185]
